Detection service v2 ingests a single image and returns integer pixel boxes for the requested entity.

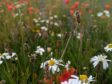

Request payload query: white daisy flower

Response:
[57,33,62,38]
[41,26,48,31]
[33,18,39,23]
[97,10,110,18]
[61,74,95,84]
[61,75,81,84]
[97,12,103,17]
[40,20,45,23]
[60,73,95,84]
[5,55,12,59]
[88,75,95,83]
[46,20,50,24]
[2,52,17,60]
[104,10,110,17]
[104,43,112,52]
[49,16,54,20]
[54,22,59,27]
[90,54,111,70]
[40,58,63,74]
[35,46,45,56]
[54,15,58,19]
[11,52,17,57]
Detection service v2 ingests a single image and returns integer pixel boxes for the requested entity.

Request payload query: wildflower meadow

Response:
[0,0,112,84]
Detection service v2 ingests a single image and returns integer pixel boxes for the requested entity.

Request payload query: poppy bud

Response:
[76,11,80,23]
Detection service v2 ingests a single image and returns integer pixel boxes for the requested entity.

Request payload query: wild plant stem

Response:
[60,33,72,59]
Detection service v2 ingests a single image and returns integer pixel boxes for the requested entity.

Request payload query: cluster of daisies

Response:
[40,58,95,84]
[0,51,18,65]
[31,43,112,84]
[33,14,60,27]
[29,45,95,84]
[32,14,68,40]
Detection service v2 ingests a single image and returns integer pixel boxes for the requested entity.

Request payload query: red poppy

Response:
[6,4,15,12]
[28,7,34,14]
[70,1,80,15]
[59,68,77,82]
[70,9,74,15]
[64,0,71,5]
[105,4,111,10]
[71,1,79,10]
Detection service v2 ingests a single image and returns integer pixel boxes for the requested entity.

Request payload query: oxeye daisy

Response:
[60,74,94,84]
[57,33,63,38]
[61,75,81,84]
[40,58,63,74]
[104,43,112,52]
[80,74,88,81]
[97,12,103,17]
[2,52,17,60]
[41,26,48,31]
[97,10,110,18]
[35,46,45,56]
[80,74,95,84]
[90,54,111,70]
[103,10,110,17]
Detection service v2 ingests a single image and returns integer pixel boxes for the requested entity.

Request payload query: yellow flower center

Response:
[108,44,112,48]
[48,60,56,66]
[80,75,88,81]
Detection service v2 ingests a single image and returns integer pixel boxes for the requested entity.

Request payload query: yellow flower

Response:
[80,74,88,81]
[48,59,56,66]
